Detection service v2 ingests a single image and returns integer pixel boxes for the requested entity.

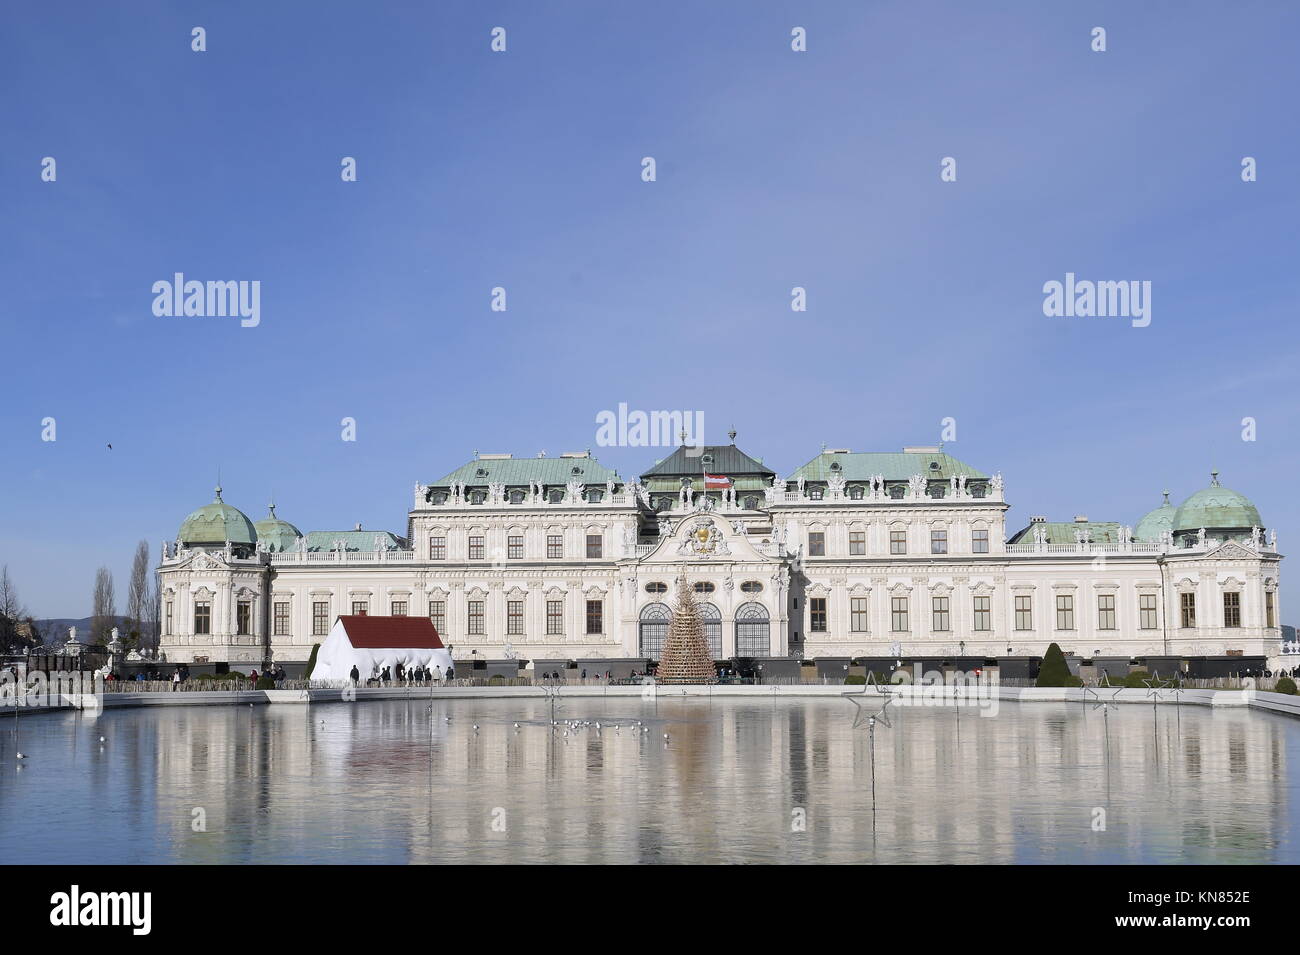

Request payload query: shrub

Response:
[303,643,320,679]
[844,674,866,685]
[1275,677,1298,696]
[1036,643,1080,687]
[1123,669,1152,689]
[255,676,276,690]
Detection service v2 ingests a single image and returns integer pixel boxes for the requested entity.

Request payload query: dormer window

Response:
[548,489,564,504]
[743,495,759,509]
[969,483,987,499]
[928,485,946,499]
[508,489,526,504]
[585,488,604,503]
[429,490,448,505]
[888,484,906,500]
[809,486,824,500]
[475,467,488,477]
[829,461,842,471]
[571,466,583,476]
[848,485,864,500]
[469,490,486,505]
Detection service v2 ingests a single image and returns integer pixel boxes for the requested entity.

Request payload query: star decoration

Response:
[843,672,893,729]
[1084,684,1122,712]
[1143,675,1173,701]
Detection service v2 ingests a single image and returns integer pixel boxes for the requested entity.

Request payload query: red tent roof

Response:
[336,615,444,649]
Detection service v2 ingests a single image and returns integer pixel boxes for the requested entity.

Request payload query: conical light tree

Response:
[655,576,716,684]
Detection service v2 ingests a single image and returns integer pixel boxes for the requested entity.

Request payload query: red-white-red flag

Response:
[704,472,732,489]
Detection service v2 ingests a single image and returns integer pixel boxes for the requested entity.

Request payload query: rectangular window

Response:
[391,600,408,616]
[273,601,289,636]
[586,534,603,559]
[1055,594,1074,630]
[890,529,907,555]
[351,601,368,616]
[1224,592,1241,628]
[1180,592,1196,628]
[1014,595,1032,631]
[810,597,827,632]
[850,597,869,632]
[891,596,909,632]
[429,535,446,560]
[1267,591,1276,629]
[1098,594,1116,630]
[547,535,563,559]
[1139,594,1157,629]
[428,600,445,636]
[931,529,948,555]
[932,596,950,632]
[164,601,173,636]
[972,528,989,553]
[849,530,866,555]
[507,600,524,635]
[236,600,251,635]
[508,535,523,559]
[585,600,603,635]
[546,599,564,635]
[467,600,484,635]
[808,532,825,556]
[194,600,211,635]
[312,601,329,636]
[973,595,991,631]
[468,536,485,560]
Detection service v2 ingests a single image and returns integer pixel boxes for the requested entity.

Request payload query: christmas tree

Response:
[655,576,716,684]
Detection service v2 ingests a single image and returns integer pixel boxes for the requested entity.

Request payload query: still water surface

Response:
[0,696,1296,864]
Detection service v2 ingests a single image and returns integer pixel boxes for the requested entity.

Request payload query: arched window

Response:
[740,580,763,594]
[645,582,668,595]
[735,602,770,657]
[698,601,722,658]
[639,602,672,659]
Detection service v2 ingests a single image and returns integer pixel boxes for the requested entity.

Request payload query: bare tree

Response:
[0,565,29,653]
[143,569,161,653]
[126,541,150,648]
[91,567,117,643]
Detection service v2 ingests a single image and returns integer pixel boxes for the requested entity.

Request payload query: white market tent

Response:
[313,615,452,681]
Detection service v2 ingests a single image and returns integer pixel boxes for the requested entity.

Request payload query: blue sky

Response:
[2,1,1297,617]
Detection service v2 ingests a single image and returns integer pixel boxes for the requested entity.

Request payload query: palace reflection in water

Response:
[0,698,1296,864]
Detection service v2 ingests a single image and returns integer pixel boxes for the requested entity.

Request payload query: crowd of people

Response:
[346,661,455,687]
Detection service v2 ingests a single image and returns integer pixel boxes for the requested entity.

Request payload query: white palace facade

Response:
[156,441,1284,672]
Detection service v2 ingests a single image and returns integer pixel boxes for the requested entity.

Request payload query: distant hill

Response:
[34,616,129,642]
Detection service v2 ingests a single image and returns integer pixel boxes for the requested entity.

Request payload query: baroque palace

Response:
[156,440,1283,673]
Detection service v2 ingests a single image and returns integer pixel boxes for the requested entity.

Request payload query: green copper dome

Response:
[253,503,302,552]
[1172,471,1262,536]
[1134,490,1176,541]
[178,487,258,546]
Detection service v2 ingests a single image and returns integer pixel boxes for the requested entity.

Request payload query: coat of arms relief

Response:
[678,518,730,557]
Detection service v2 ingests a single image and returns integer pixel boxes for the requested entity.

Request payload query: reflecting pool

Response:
[1,696,1297,864]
